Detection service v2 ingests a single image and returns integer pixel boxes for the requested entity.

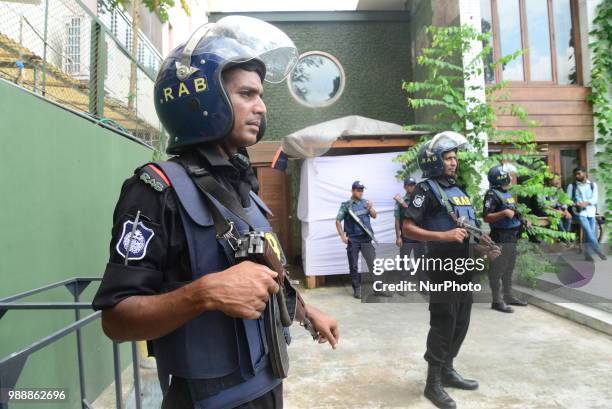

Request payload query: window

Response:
[64,17,81,74]
[288,52,345,108]
[138,41,144,64]
[483,0,580,84]
[559,148,580,187]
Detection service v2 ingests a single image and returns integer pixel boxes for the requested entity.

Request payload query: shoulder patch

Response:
[116,219,155,261]
[138,164,171,192]
[412,194,425,208]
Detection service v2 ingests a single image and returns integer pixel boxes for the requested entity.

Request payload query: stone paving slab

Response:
[284,285,612,409]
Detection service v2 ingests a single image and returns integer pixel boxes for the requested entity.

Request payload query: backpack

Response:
[569,181,595,215]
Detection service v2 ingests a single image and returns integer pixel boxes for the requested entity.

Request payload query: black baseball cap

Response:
[404,176,417,186]
[352,180,365,190]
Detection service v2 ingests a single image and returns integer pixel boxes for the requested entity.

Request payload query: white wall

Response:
[162,0,209,57]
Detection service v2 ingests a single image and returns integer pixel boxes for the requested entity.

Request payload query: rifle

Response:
[426,179,499,252]
[235,231,318,378]
[453,215,499,252]
[347,208,378,244]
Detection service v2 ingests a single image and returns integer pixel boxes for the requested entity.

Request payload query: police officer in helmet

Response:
[92,16,339,409]
[402,132,500,409]
[483,165,528,313]
[395,177,426,291]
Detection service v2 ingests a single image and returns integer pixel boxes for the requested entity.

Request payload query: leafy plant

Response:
[110,0,189,22]
[586,1,612,230]
[395,25,574,243]
[514,240,558,288]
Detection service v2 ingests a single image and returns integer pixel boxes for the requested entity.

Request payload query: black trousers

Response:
[424,290,473,366]
[346,238,375,290]
[488,228,520,303]
[161,378,283,409]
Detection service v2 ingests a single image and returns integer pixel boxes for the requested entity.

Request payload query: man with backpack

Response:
[567,166,606,261]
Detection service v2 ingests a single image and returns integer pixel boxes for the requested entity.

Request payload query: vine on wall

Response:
[396,25,572,243]
[587,1,612,229]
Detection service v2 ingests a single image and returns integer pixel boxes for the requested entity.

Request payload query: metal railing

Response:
[0,0,164,149]
[0,278,142,409]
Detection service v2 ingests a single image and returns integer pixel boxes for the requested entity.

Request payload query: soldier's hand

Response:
[486,245,502,260]
[444,228,468,243]
[396,237,403,247]
[366,200,373,210]
[199,261,279,320]
[503,209,516,219]
[306,306,339,349]
[341,234,349,244]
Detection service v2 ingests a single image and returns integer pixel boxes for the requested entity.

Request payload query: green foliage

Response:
[514,240,558,287]
[396,25,574,244]
[110,0,190,22]
[587,1,612,230]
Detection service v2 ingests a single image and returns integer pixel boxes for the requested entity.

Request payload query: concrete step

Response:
[513,284,612,337]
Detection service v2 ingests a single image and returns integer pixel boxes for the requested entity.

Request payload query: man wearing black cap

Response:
[395,177,426,292]
[336,181,377,299]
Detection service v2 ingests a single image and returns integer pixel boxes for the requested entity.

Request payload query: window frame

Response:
[64,16,81,75]
[287,51,346,108]
[489,0,583,86]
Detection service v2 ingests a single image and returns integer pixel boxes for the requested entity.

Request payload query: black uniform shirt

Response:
[402,176,459,228]
[482,189,505,218]
[92,145,254,310]
[401,176,470,261]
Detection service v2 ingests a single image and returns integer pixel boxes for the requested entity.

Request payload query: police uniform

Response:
[483,186,526,311]
[93,147,283,409]
[403,176,475,366]
[93,16,304,409]
[337,188,376,293]
[395,178,426,285]
[403,131,480,409]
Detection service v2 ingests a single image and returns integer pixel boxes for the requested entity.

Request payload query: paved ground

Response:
[112,282,612,409]
[283,285,612,409]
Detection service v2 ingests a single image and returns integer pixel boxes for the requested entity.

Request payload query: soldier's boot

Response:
[504,294,527,307]
[353,287,361,299]
[491,302,514,313]
[491,286,514,313]
[424,364,457,409]
[442,359,479,390]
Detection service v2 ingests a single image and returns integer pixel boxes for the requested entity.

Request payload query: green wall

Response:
[0,79,152,408]
[265,20,413,140]
[210,14,414,141]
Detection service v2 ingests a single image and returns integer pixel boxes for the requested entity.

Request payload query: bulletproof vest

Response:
[423,179,477,232]
[489,189,521,230]
[152,161,280,403]
[343,199,373,238]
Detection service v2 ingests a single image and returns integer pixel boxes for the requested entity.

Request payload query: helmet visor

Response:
[196,16,299,83]
[427,131,471,154]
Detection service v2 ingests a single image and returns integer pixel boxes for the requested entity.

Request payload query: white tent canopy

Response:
[282,116,422,277]
[281,115,421,158]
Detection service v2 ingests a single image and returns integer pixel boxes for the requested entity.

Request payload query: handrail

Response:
[0,277,142,409]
